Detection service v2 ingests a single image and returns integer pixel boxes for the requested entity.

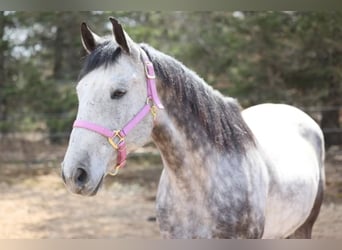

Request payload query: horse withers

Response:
[61,17,325,239]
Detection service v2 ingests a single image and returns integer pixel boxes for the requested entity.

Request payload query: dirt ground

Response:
[0,141,341,239]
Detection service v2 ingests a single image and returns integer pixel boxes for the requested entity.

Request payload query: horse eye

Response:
[110,89,127,100]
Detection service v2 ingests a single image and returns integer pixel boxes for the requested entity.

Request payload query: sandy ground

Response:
[0,142,341,239]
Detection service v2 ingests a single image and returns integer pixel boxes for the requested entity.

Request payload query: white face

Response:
[62,52,154,196]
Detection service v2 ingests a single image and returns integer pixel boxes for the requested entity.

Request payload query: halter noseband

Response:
[73,49,164,176]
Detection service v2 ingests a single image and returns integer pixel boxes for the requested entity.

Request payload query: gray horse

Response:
[61,18,325,239]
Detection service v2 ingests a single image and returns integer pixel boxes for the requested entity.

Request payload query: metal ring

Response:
[108,165,121,176]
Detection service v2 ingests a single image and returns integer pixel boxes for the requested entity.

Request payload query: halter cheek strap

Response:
[73,49,164,176]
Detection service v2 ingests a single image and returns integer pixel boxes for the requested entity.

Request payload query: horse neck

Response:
[142,44,256,174]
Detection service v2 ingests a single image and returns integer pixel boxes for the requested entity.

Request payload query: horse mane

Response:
[78,40,122,81]
[140,44,256,154]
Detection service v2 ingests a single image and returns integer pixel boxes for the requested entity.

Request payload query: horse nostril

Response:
[74,168,88,186]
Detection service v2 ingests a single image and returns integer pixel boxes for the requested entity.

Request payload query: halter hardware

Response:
[146,97,157,120]
[108,165,122,176]
[72,48,164,176]
[150,105,157,120]
[108,130,125,150]
[144,61,156,79]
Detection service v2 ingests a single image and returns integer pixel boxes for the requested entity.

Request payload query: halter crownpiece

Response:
[73,48,164,176]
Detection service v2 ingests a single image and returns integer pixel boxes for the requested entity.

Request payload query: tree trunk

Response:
[321,109,341,148]
[0,12,4,84]
[0,12,7,133]
[53,24,64,80]
[320,81,342,148]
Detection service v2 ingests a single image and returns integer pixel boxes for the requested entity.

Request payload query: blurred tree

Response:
[165,12,342,147]
[288,12,342,147]
[0,12,11,132]
[0,12,93,141]
[0,11,341,146]
[0,11,23,133]
[0,12,6,130]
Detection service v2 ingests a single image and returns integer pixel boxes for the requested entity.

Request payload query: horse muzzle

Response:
[61,162,103,196]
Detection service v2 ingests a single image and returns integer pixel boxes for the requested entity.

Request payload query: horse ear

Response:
[81,22,102,54]
[109,17,130,54]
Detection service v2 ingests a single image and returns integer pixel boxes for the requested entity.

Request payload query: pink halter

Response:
[73,49,164,175]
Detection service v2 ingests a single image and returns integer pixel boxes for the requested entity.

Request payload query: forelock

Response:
[78,40,122,81]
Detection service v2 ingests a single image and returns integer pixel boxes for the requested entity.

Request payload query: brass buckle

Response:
[150,105,157,120]
[108,130,125,150]
[146,97,157,120]
[144,62,156,79]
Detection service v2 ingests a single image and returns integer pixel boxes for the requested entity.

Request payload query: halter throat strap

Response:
[73,48,163,175]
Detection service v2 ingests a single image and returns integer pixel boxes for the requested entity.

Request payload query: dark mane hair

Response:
[78,40,122,81]
[140,43,255,153]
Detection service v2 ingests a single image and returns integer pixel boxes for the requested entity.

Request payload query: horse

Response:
[61,17,325,239]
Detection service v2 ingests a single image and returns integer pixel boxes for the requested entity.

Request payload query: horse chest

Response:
[156,169,265,238]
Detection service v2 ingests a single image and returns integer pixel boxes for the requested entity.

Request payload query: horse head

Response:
[61,18,162,196]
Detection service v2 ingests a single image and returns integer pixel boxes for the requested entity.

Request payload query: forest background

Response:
[0,11,341,147]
